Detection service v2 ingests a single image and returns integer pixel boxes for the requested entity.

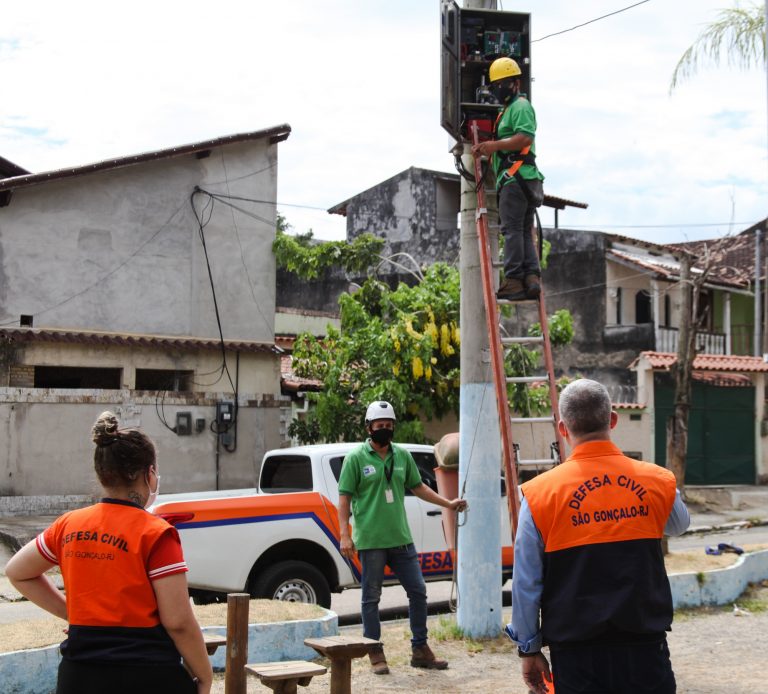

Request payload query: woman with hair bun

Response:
[6,411,213,694]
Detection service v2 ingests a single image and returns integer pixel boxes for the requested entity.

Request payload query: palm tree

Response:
[670,3,766,91]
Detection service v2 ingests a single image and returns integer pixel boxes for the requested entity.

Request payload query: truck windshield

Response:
[260,455,312,493]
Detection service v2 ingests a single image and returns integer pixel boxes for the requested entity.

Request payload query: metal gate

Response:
[654,374,755,484]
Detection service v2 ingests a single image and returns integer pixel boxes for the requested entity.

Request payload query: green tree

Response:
[275,221,574,444]
[288,264,462,444]
[670,3,766,91]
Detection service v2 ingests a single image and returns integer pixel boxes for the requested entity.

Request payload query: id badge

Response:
[385,488,394,504]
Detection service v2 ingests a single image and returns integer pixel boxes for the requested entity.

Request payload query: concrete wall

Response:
[0,137,289,500]
[4,342,278,394]
[345,167,460,277]
[0,388,289,496]
[0,139,277,343]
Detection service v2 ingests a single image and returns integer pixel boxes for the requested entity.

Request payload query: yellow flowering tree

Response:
[289,263,461,443]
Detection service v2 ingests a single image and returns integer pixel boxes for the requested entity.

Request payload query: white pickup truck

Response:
[152,443,513,607]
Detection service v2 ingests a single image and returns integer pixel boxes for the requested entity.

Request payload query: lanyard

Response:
[383,451,395,486]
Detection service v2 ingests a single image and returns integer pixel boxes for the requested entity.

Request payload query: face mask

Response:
[145,470,161,509]
[370,428,394,446]
[493,80,517,104]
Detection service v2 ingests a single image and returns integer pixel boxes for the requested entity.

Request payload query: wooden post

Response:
[224,593,250,694]
[329,657,352,694]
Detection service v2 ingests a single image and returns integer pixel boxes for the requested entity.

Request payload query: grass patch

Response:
[430,615,465,642]
[427,615,513,654]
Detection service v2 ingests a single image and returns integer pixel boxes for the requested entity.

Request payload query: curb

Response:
[0,610,338,694]
[683,518,768,535]
[670,548,768,609]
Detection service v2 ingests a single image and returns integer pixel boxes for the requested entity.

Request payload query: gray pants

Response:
[499,179,543,279]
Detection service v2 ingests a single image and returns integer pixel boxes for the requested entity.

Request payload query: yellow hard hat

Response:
[489,57,522,83]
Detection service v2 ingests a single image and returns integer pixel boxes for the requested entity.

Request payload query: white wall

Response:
[0,390,289,496]
[0,139,277,343]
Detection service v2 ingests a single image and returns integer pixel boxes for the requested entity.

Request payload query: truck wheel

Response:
[250,560,332,608]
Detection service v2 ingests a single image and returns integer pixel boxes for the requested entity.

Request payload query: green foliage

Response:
[506,310,575,417]
[290,263,462,443]
[670,4,766,91]
[528,309,575,347]
[272,225,385,279]
[277,217,575,442]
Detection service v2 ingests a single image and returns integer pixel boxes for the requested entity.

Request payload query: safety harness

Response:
[494,107,540,205]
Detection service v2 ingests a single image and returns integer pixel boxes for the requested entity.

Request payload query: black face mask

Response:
[370,428,394,446]
[492,80,518,104]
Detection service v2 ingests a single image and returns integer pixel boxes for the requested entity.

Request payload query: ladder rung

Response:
[497,297,538,304]
[518,459,557,467]
[501,336,544,345]
[510,416,555,424]
[492,261,504,267]
[506,375,546,384]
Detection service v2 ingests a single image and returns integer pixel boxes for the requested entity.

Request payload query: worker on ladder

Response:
[471,56,545,302]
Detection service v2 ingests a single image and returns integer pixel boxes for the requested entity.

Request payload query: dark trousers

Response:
[359,543,428,647]
[499,179,543,279]
[550,639,676,694]
[57,659,197,694]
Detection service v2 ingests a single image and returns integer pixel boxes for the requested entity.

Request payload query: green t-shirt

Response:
[492,94,544,188]
[337,441,423,550]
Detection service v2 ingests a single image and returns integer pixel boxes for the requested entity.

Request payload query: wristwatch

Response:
[518,648,540,658]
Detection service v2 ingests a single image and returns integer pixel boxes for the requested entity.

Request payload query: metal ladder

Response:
[469,122,564,537]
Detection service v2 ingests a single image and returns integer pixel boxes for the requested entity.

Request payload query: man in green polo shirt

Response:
[338,400,467,675]
[471,56,545,302]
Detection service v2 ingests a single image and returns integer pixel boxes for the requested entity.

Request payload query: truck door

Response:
[407,451,446,553]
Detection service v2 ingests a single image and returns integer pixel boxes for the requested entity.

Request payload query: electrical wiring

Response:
[190,189,236,394]
[533,0,652,43]
[155,389,177,434]
[216,151,274,337]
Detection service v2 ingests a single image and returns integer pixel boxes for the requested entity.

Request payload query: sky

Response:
[1,0,766,245]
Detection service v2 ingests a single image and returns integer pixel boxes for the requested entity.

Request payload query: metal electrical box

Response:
[440,1,531,142]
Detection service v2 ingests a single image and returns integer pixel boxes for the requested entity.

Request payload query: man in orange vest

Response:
[471,56,544,301]
[507,379,690,694]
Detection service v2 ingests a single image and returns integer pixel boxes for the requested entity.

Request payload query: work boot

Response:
[411,643,449,670]
[369,645,390,675]
[524,274,541,299]
[496,277,527,301]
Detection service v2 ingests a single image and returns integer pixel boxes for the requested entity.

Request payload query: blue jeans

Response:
[359,543,428,647]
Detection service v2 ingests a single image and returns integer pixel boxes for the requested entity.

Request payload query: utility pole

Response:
[456,0,504,639]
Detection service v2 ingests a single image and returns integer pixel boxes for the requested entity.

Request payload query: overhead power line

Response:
[533,0,652,43]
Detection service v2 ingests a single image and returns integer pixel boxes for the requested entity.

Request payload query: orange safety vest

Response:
[522,440,677,645]
[39,499,183,662]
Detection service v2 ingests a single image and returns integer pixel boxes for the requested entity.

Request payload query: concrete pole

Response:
[456,0,504,639]
[755,227,762,356]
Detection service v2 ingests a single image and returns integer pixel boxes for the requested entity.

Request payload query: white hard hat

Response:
[365,401,397,425]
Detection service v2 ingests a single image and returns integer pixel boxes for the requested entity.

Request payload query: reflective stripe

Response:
[36,533,58,564]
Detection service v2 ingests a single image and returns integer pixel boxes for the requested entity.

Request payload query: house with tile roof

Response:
[0,126,291,499]
[536,222,768,484]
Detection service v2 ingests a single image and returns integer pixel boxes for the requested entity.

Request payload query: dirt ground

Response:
[1,551,766,693]
[211,582,768,694]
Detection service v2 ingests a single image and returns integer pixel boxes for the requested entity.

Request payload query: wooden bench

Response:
[203,632,227,656]
[304,635,381,694]
[245,660,327,694]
